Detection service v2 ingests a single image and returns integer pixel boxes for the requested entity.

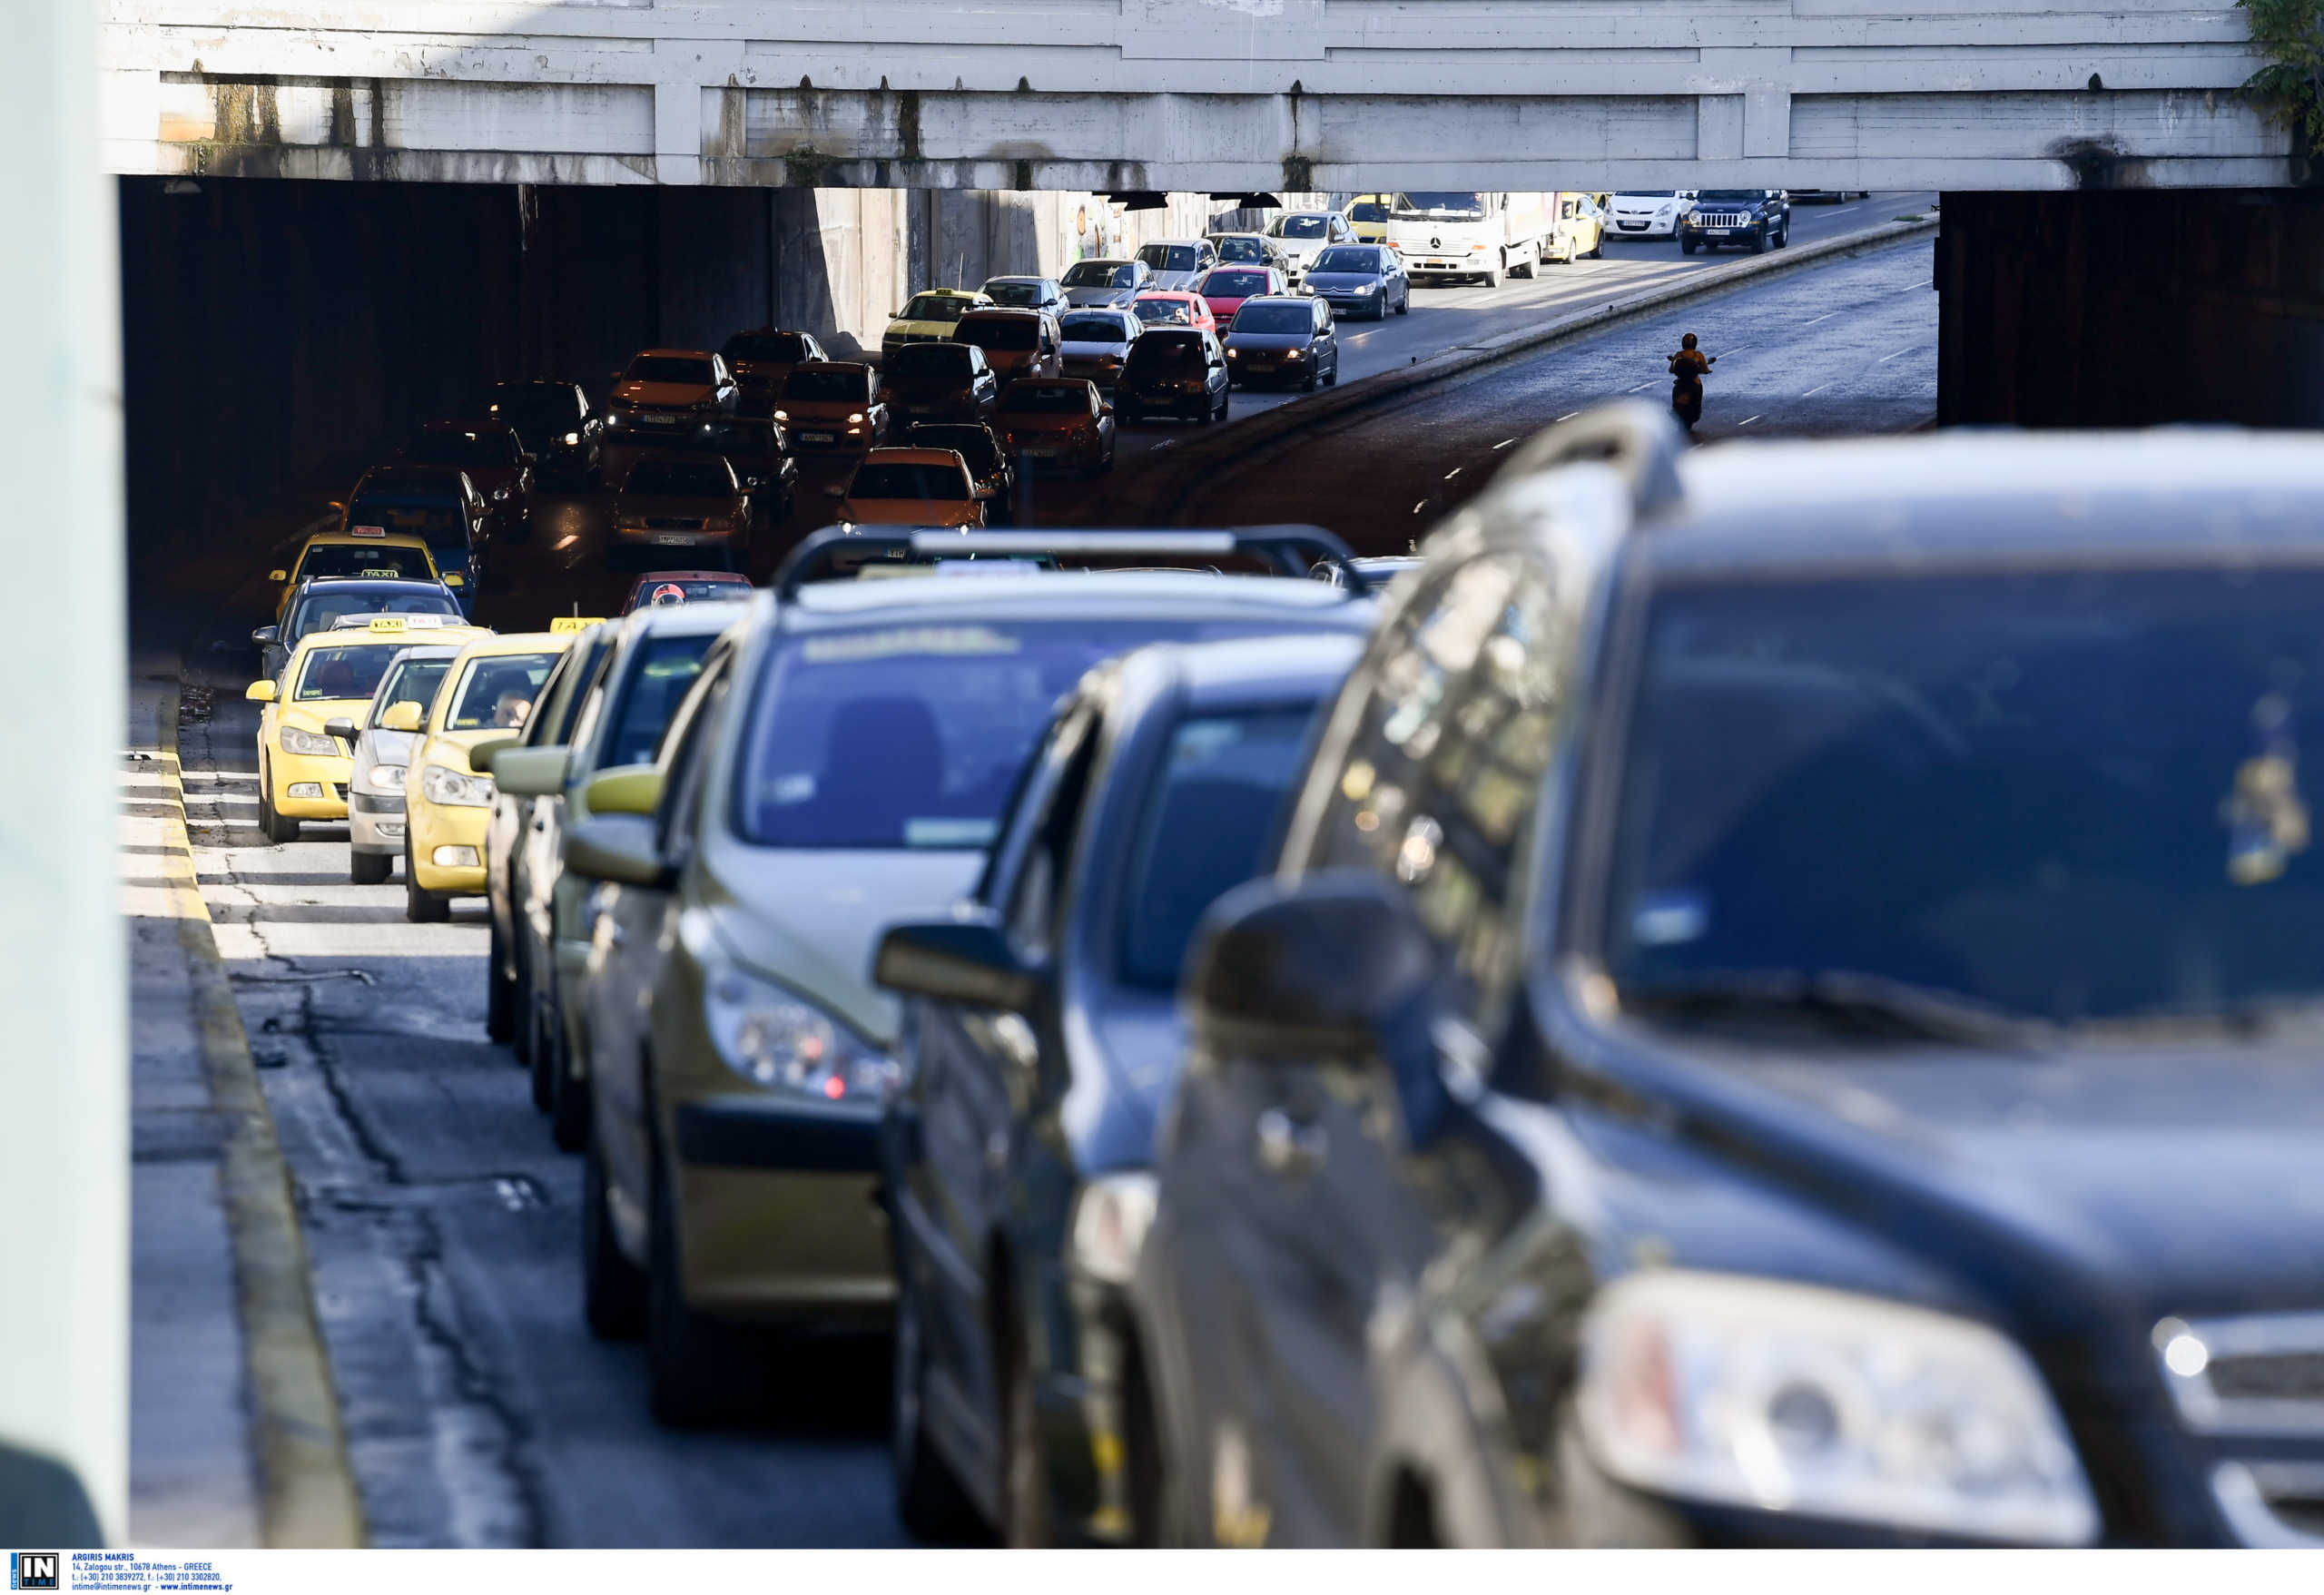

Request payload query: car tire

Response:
[1324,362,1338,388]
[543,975,588,1153]
[404,839,450,924]
[646,1140,768,1427]
[1749,227,1768,255]
[1681,237,1698,255]
[999,1327,1054,1548]
[1301,368,1317,393]
[891,1253,983,1543]
[1394,292,1410,316]
[1777,223,1791,248]
[1482,259,1502,289]
[350,849,390,886]
[257,763,300,845]
[488,918,517,1045]
[581,1126,646,1342]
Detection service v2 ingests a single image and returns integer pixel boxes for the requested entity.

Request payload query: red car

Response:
[1193,265,1291,324]
[1131,290,1218,335]
[619,569,754,613]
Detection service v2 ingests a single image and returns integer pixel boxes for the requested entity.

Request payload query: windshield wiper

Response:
[1619,969,2042,1048]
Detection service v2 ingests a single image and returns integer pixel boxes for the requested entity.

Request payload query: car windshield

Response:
[847,461,970,501]
[1137,244,1200,271]
[289,588,461,644]
[1128,336,1203,368]
[624,459,731,497]
[1618,192,1679,200]
[956,318,1038,352]
[293,643,401,703]
[1204,271,1268,297]
[490,386,579,439]
[625,576,748,611]
[1273,215,1329,239]
[738,618,1288,849]
[404,431,514,469]
[907,428,999,473]
[1696,191,1769,204]
[446,652,560,732]
[601,634,717,767]
[1394,192,1488,220]
[887,343,976,380]
[783,367,867,402]
[1212,237,1267,263]
[347,498,465,541]
[1349,202,1389,222]
[982,281,1047,307]
[1132,298,1196,327]
[369,656,451,727]
[1061,312,1132,342]
[297,544,433,581]
[1232,303,1313,335]
[1063,261,1137,289]
[1000,385,1088,415]
[1310,248,1377,274]
[1119,707,1321,989]
[901,294,975,323]
[1607,566,2324,1030]
[722,333,810,363]
[625,356,714,385]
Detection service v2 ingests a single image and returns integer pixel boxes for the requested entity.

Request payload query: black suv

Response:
[1138,406,2324,1547]
[1682,189,1790,253]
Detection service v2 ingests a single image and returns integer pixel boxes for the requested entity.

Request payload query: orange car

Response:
[774,362,890,457]
[834,447,989,527]
[951,307,1064,386]
[603,349,739,446]
[993,379,1116,477]
[1131,290,1218,335]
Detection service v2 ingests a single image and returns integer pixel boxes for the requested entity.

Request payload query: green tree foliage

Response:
[2240,0,2324,149]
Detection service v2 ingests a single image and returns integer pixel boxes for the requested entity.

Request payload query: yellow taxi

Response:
[246,614,485,843]
[880,288,991,361]
[270,527,442,623]
[397,625,587,922]
[1346,192,1403,244]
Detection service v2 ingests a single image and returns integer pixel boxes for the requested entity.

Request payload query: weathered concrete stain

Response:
[2052,134,2152,188]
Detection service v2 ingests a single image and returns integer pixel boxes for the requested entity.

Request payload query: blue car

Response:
[342,463,492,612]
[874,630,1368,1545]
[1140,406,2324,1547]
[1302,243,1411,320]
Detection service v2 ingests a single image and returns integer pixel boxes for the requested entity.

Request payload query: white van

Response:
[1385,192,1552,286]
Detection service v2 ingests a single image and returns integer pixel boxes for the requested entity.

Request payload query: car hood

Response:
[1656,1036,2324,1319]
[886,372,976,398]
[1305,271,1384,290]
[997,410,1084,432]
[418,725,514,776]
[1227,331,1310,352]
[359,728,419,766]
[704,847,985,1046]
[1275,237,1327,261]
[779,399,861,421]
[613,492,738,518]
[280,697,370,737]
[839,497,979,527]
[886,320,960,341]
[1065,286,1134,308]
[615,380,715,408]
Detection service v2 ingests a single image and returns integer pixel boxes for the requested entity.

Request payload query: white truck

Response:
[1385,192,1553,286]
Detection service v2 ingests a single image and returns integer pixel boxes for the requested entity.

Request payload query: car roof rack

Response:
[773,525,1374,599]
[1494,400,1688,527]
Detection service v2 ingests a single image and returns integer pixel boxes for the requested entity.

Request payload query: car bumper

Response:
[611,527,736,553]
[1316,292,1384,313]
[1229,359,1307,386]
[1404,258,1492,276]
[408,796,489,894]
[670,1095,891,1320]
[1613,218,1679,237]
[271,748,352,818]
[1008,437,1103,469]
[349,787,405,854]
[785,427,876,453]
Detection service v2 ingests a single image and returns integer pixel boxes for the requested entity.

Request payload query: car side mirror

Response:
[875,912,1044,1012]
[562,813,671,889]
[584,763,663,817]
[244,680,277,704]
[1099,402,1114,416]
[323,716,356,741]
[973,484,997,500]
[489,743,571,794]
[467,735,519,775]
[251,625,278,645]
[1184,871,1451,1146]
[268,568,288,584]
[381,700,424,733]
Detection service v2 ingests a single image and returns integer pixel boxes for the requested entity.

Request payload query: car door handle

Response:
[1256,1107,1327,1177]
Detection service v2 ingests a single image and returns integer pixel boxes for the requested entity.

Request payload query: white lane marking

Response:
[1443,468,1462,479]
[1412,500,1427,514]
[1493,438,1516,448]
[1738,415,1762,426]
[1803,382,1834,397]
[1723,344,1752,355]
[1803,310,1838,326]
[1876,346,1921,363]
[1626,381,1655,393]
[1558,411,1580,421]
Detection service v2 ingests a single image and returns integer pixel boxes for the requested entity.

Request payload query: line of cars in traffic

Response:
[233,393,2324,1551]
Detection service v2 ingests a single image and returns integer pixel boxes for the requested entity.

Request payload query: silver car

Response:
[1134,237,1217,292]
[340,642,468,884]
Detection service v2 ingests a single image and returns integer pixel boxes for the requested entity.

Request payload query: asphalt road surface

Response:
[153,209,1940,1549]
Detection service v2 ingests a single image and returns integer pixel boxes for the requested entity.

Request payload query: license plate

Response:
[643,411,681,425]
[1025,446,1060,458]
[803,432,835,445]
[653,533,700,546]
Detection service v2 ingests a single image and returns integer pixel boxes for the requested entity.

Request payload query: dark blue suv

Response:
[1138,407,2324,1547]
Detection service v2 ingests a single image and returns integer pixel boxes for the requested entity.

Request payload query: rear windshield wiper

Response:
[1619,969,2042,1048]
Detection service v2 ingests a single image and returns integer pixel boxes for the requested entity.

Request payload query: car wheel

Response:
[1749,227,1768,255]
[1777,223,1791,248]
[543,970,588,1152]
[1680,237,1699,255]
[1301,368,1317,393]
[891,1251,983,1543]
[257,762,300,845]
[1394,292,1410,316]
[1482,259,1502,289]
[647,1139,768,1427]
[404,838,449,924]
[350,848,390,886]
[488,918,516,1045]
[581,1125,646,1341]
[1324,361,1338,387]
[1000,1328,1054,1548]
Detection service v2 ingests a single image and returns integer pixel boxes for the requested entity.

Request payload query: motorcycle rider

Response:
[1669,332,1715,430]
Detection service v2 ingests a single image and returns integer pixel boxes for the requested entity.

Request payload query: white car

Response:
[1133,237,1217,292]
[1607,190,1698,241]
[1265,210,1356,284]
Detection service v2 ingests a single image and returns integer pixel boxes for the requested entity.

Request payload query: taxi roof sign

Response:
[350,525,389,537]
[549,616,606,635]
[368,616,409,632]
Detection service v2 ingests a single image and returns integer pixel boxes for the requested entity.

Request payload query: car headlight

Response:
[1357,281,1380,293]
[772,409,789,422]
[1226,348,1239,359]
[563,430,581,446]
[366,762,408,793]
[281,725,340,757]
[848,412,865,424]
[1576,1272,2098,1545]
[1285,348,1305,359]
[606,410,628,428]
[491,483,510,502]
[1068,1172,1158,1286]
[704,967,903,1101]
[419,763,495,807]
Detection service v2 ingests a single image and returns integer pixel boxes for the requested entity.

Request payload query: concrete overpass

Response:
[103,0,2289,192]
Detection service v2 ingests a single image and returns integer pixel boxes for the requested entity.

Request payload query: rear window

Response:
[784,367,870,402]
[1000,385,1091,415]
[446,652,560,732]
[888,343,976,379]
[1231,302,1313,336]
[723,332,811,363]
[297,544,434,581]
[1118,708,1320,989]
[1137,244,1199,271]
[955,318,1039,352]
[1060,312,1133,342]
[600,634,718,768]
[293,643,401,703]
[625,356,714,385]
[624,459,733,497]
[847,461,971,501]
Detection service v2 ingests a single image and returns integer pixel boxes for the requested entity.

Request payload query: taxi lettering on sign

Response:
[350,524,389,538]
[368,615,409,633]
[549,616,606,635]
